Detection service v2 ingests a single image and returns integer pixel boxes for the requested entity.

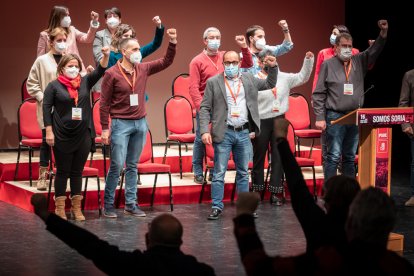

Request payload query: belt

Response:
[227,123,249,132]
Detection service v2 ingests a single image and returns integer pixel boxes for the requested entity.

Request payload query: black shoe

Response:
[194,175,204,184]
[207,208,222,220]
[252,212,259,219]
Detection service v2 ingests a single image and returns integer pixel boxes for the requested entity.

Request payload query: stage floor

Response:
[0,180,414,276]
[0,146,413,274]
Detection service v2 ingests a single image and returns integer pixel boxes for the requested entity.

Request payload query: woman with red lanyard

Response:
[252,50,314,205]
[43,47,109,220]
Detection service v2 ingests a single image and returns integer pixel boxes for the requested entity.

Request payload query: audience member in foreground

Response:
[233,189,414,275]
[31,194,216,276]
[274,118,360,252]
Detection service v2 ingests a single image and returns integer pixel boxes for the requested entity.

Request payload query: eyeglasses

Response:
[223,61,239,66]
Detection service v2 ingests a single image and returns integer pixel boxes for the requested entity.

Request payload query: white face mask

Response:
[255,38,266,50]
[60,16,71,28]
[338,47,352,61]
[64,67,80,79]
[129,51,142,64]
[54,41,67,53]
[106,17,120,28]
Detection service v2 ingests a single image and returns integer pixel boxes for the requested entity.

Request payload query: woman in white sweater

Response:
[26,27,68,190]
[251,51,314,205]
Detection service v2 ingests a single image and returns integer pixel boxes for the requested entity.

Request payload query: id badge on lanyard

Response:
[344,83,354,95]
[231,106,241,117]
[130,94,139,106]
[72,107,82,120]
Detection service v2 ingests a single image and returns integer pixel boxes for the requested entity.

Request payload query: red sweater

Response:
[100,43,176,130]
[189,47,252,110]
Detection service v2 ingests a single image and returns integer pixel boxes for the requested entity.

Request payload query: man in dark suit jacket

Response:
[199,50,278,220]
[31,194,215,276]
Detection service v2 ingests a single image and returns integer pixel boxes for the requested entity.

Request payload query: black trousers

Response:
[53,132,92,197]
[252,116,284,193]
[40,129,51,167]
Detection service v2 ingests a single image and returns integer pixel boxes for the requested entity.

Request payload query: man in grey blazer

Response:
[200,51,278,219]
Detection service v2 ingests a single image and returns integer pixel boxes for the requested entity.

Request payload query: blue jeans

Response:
[104,118,148,208]
[193,112,206,177]
[411,137,414,196]
[211,128,250,210]
[324,110,359,182]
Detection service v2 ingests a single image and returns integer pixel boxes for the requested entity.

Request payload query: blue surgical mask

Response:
[207,39,220,51]
[224,64,239,78]
[330,34,336,46]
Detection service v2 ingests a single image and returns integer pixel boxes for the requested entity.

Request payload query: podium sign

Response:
[332,107,414,193]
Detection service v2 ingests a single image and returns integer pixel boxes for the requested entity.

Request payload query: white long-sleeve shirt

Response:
[257,56,314,119]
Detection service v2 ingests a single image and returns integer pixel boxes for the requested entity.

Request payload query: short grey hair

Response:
[203,27,221,39]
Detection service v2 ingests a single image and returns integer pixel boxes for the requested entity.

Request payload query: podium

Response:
[332,107,414,193]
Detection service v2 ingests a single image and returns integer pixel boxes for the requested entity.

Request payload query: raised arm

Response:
[74,11,100,44]
[146,29,176,76]
[263,20,294,57]
[140,16,165,59]
[287,52,314,89]
[253,55,278,91]
[235,35,253,68]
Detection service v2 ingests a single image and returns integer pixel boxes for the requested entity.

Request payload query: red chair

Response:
[89,99,110,178]
[117,129,173,211]
[14,98,43,186]
[21,78,31,102]
[199,143,253,203]
[46,148,102,216]
[285,93,322,158]
[265,121,318,200]
[163,96,196,179]
[172,73,196,118]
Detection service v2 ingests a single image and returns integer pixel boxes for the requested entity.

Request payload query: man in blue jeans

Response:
[100,30,177,218]
[313,20,388,182]
[199,50,278,220]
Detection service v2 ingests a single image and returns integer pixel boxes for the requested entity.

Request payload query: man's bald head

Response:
[223,51,240,63]
[147,214,183,248]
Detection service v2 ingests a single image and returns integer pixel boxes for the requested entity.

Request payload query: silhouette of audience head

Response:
[323,175,360,218]
[145,214,183,249]
[346,187,396,247]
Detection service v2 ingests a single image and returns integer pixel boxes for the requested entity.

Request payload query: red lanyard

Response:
[344,60,352,82]
[224,77,242,104]
[117,62,136,92]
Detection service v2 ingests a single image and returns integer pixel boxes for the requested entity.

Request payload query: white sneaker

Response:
[404,196,414,207]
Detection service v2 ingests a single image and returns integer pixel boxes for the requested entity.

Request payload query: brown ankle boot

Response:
[54,196,67,220]
[70,195,85,221]
[37,166,48,191]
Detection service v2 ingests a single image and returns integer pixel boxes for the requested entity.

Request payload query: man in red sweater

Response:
[189,27,253,184]
[100,29,177,218]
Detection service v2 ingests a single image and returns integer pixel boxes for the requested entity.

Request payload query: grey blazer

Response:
[93,28,112,64]
[199,66,278,143]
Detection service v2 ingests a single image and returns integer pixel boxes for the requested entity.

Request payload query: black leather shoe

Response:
[207,208,222,220]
